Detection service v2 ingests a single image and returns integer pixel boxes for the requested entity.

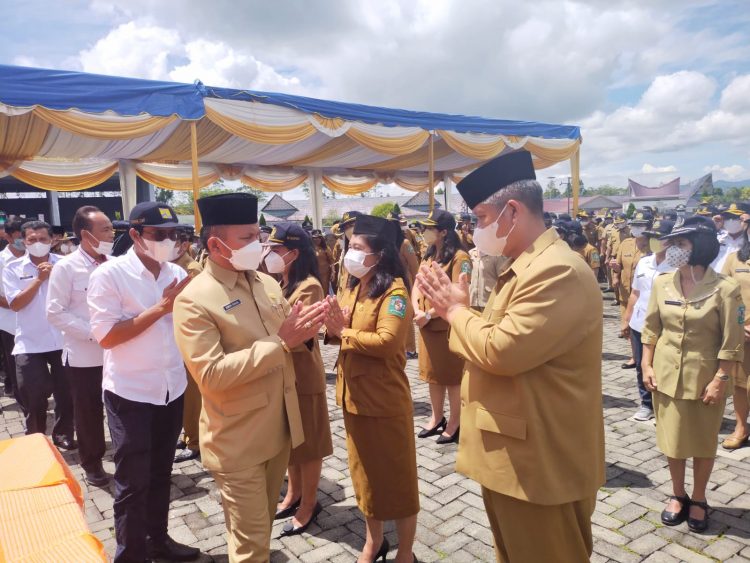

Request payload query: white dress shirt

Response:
[46,247,106,368]
[0,246,23,334]
[88,248,187,405]
[2,253,64,355]
[711,234,744,274]
[629,254,675,333]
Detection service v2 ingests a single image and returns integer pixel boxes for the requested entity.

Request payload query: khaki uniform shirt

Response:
[584,223,599,247]
[172,259,304,473]
[615,238,642,295]
[607,226,631,261]
[286,276,326,395]
[418,250,472,331]
[458,230,475,251]
[641,269,744,400]
[314,244,334,294]
[723,252,750,374]
[399,239,419,283]
[332,277,413,417]
[468,249,509,309]
[404,228,422,261]
[448,228,605,505]
[173,251,203,278]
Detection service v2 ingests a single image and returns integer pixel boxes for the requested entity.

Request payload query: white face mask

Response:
[27,242,51,258]
[85,231,113,256]
[344,249,375,279]
[665,245,691,269]
[264,249,290,274]
[473,204,515,257]
[422,229,438,245]
[219,238,263,271]
[142,238,179,264]
[724,218,744,235]
[630,226,646,237]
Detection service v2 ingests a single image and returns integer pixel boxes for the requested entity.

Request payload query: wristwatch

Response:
[424,311,432,322]
[715,372,730,381]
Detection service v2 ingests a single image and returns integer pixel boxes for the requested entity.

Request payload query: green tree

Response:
[174,180,267,215]
[626,203,636,218]
[435,187,445,195]
[393,203,402,216]
[370,202,397,218]
[259,214,266,226]
[323,209,342,227]
[154,188,174,204]
[544,179,561,199]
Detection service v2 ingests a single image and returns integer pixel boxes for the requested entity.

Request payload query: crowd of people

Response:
[0,148,746,562]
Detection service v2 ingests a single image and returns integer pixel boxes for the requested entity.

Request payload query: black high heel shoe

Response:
[274,497,301,520]
[418,417,446,438]
[687,500,710,533]
[436,426,460,445]
[280,502,322,537]
[371,537,389,562]
[661,494,690,526]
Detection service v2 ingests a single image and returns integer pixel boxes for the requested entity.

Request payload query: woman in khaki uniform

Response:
[412,209,472,445]
[324,214,419,563]
[262,222,333,537]
[641,216,744,532]
[311,229,334,294]
[721,222,750,450]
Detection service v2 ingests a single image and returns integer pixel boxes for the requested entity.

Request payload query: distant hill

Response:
[714,179,750,189]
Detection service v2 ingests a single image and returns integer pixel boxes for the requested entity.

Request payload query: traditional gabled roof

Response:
[628,177,680,199]
[404,191,442,209]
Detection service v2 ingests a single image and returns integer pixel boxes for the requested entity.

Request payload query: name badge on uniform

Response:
[664,300,682,306]
[736,269,750,273]
[223,299,241,312]
[19,274,33,280]
[636,273,645,278]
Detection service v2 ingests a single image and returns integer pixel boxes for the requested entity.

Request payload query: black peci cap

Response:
[353,214,398,246]
[263,222,312,249]
[418,209,456,231]
[129,202,180,228]
[456,150,536,209]
[197,193,258,226]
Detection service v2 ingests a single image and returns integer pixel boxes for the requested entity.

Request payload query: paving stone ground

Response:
[1,287,750,561]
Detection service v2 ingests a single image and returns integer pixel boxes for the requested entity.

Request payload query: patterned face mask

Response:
[665,245,691,269]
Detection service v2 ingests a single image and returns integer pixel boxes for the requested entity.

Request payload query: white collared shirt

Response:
[710,235,744,274]
[46,247,107,368]
[2,253,64,355]
[629,254,675,333]
[88,248,187,405]
[0,246,24,334]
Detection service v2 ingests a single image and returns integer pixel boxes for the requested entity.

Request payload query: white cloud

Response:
[704,164,749,180]
[641,163,677,174]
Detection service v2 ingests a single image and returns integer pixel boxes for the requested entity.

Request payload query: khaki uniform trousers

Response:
[212,442,291,562]
[182,371,201,451]
[482,487,596,563]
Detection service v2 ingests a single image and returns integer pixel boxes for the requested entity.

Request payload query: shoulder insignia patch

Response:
[460,261,472,274]
[739,304,746,326]
[387,294,407,318]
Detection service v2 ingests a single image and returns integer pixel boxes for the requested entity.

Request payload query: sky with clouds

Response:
[3,0,750,195]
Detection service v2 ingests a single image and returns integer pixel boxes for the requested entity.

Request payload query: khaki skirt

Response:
[289,392,333,465]
[653,391,725,459]
[418,328,464,385]
[343,410,420,520]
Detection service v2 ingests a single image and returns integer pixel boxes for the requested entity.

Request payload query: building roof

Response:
[261,194,298,213]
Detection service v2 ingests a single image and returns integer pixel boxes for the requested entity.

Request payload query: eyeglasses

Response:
[141,229,178,242]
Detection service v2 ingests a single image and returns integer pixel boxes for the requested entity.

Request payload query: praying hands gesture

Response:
[278,300,330,348]
[323,295,351,338]
[415,262,470,321]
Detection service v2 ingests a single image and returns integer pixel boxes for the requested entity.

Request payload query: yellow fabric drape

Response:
[570,146,581,216]
[242,172,308,193]
[141,119,233,162]
[206,106,318,145]
[282,135,360,167]
[33,107,176,140]
[437,130,506,160]
[345,128,429,156]
[135,167,219,191]
[190,122,202,230]
[311,114,347,132]
[322,175,379,195]
[12,163,118,191]
[357,139,454,172]
[0,114,50,161]
[393,174,441,192]
[524,139,580,166]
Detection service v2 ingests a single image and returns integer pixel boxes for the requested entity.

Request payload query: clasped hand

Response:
[415,262,469,320]
[278,300,330,348]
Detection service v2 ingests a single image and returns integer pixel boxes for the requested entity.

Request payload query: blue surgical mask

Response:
[12,238,25,251]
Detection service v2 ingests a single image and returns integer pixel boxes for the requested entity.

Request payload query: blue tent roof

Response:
[0,64,580,139]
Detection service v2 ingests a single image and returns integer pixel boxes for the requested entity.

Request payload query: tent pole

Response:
[443,174,452,212]
[571,143,581,217]
[310,170,324,229]
[428,133,435,212]
[190,122,201,230]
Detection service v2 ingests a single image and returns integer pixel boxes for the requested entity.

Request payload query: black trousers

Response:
[630,329,652,410]
[0,330,21,408]
[105,390,184,563]
[15,350,73,439]
[67,364,105,472]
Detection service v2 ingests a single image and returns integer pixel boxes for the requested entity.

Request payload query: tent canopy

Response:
[0,64,583,225]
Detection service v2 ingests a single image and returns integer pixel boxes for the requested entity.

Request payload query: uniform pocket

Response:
[221,392,268,416]
[475,408,527,440]
[73,279,88,292]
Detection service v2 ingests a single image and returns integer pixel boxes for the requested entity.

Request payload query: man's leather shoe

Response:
[85,466,110,487]
[53,437,77,451]
[147,535,200,561]
[174,448,200,463]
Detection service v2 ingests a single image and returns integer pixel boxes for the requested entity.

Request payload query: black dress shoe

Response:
[280,502,322,537]
[418,417,446,438]
[688,499,710,532]
[176,439,187,450]
[275,497,301,520]
[661,494,690,526]
[371,537,389,562]
[174,448,200,463]
[53,437,77,451]
[436,427,460,445]
[621,361,637,369]
[406,351,418,360]
[85,466,110,487]
[147,535,200,561]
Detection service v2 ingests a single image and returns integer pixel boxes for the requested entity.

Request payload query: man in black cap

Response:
[456,213,475,251]
[332,210,362,296]
[172,193,328,562]
[416,151,604,562]
[87,202,198,562]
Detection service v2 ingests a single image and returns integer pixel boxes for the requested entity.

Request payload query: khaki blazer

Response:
[607,227,631,261]
[722,252,750,373]
[448,228,605,505]
[332,277,413,417]
[642,268,744,400]
[286,276,327,395]
[172,259,304,473]
[173,251,203,278]
[399,239,419,283]
[314,245,333,293]
[418,250,472,332]
[615,238,642,294]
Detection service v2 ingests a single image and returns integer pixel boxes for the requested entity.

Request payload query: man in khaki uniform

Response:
[172,193,328,562]
[388,213,420,358]
[613,212,651,322]
[468,247,508,310]
[333,211,361,298]
[416,151,605,563]
[456,213,475,251]
[607,213,632,304]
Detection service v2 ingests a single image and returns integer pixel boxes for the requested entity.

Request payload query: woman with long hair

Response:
[642,216,743,532]
[262,222,333,537]
[412,209,472,445]
[324,214,419,563]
